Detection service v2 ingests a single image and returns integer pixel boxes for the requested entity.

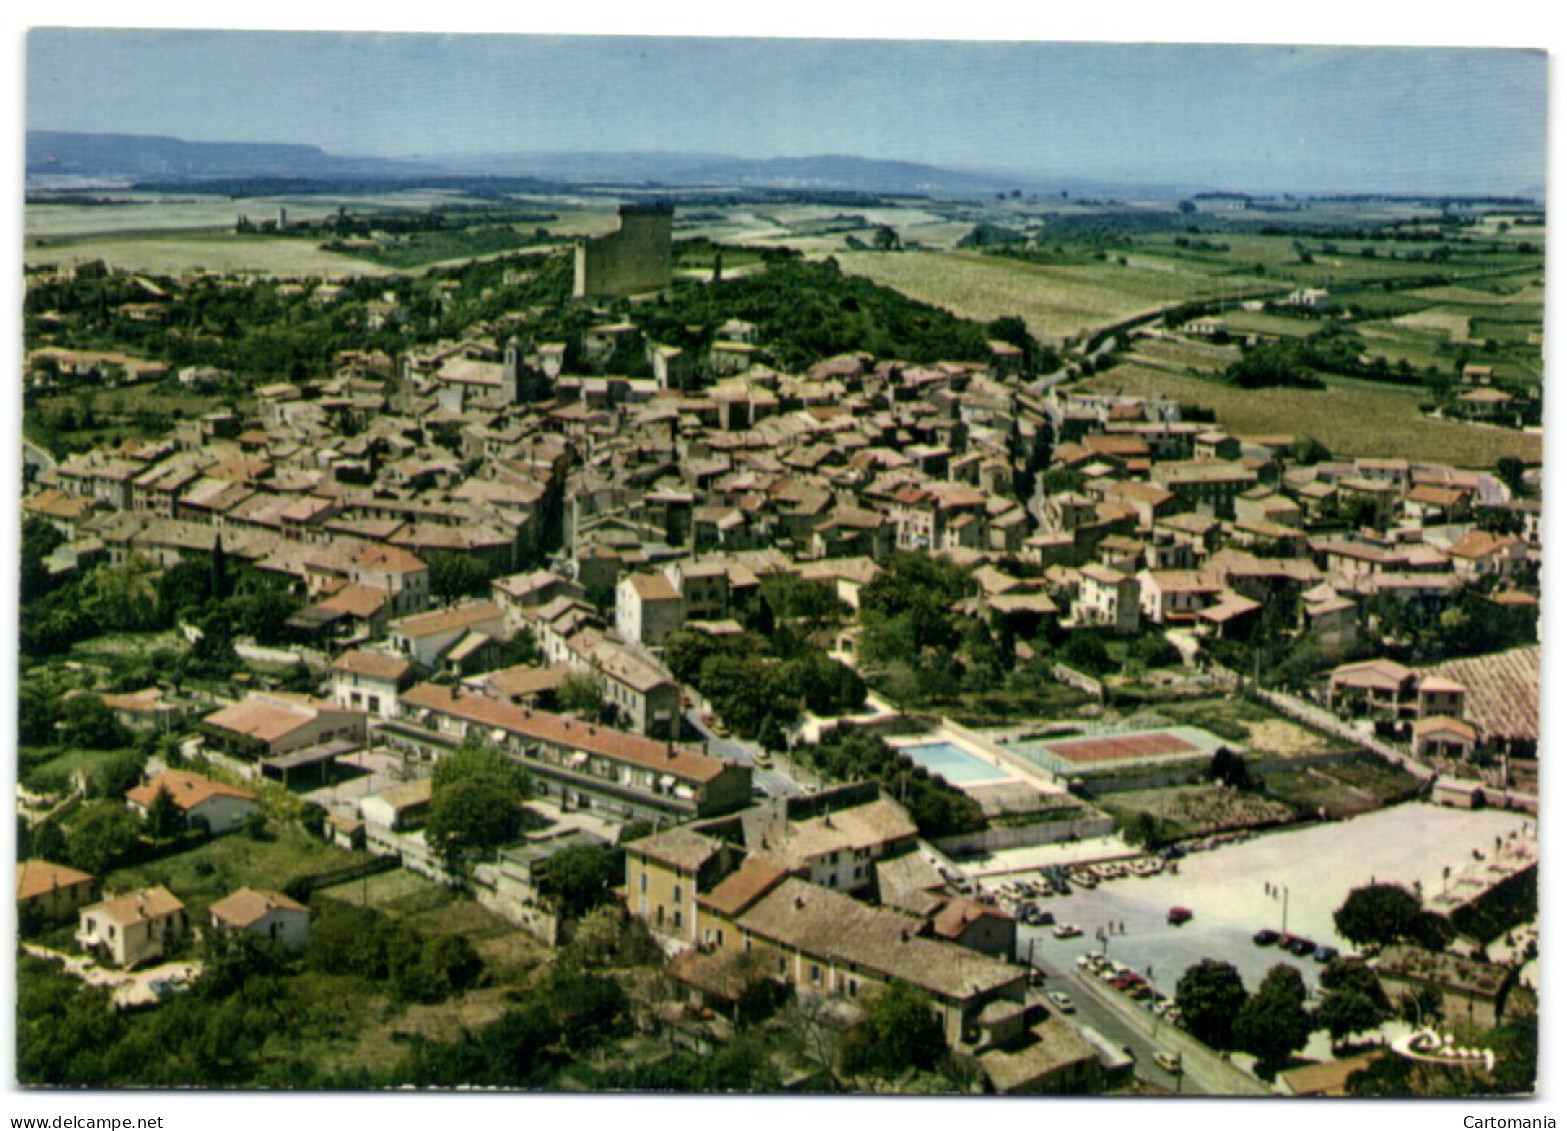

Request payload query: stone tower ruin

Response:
[573,202,674,301]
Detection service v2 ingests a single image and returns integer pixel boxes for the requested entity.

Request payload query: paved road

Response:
[683,710,808,798]
[1025,946,1268,1096]
[23,438,57,473]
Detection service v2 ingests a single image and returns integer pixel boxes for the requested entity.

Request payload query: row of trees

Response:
[792,725,985,840]
[1176,956,1392,1079]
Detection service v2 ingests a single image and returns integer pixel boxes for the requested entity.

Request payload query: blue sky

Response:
[24,29,1546,194]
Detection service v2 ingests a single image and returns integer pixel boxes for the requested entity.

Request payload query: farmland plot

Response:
[1080,362,1540,466]
[840,249,1234,343]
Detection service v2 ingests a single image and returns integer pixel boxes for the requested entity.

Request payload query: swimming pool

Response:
[900,741,1009,785]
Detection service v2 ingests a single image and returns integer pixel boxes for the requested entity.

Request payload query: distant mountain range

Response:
[26,130,1180,198]
[26,131,1538,202]
[27,131,434,182]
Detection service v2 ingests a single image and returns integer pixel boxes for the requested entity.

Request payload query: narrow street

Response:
[1027,947,1270,1096]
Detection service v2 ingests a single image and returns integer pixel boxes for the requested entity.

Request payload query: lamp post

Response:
[1268,882,1290,935]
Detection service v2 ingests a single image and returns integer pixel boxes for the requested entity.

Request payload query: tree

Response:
[1495,456,1527,498]
[1317,987,1389,1051]
[538,844,621,920]
[428,553,495,603]
[431,740,530,795]
[58,695,130,751]
[1235,963,1312,1077]
[1176,959,1248,1050]
[144,785,186,840]
[1210,746,1251,789]
[556,672,609,722]
[21,517,65,604]
[1333,883,1423,949]
[88,754,145,799]
[840,981,948,1077]
[63,802,141,875]
[562,904,662,970]
[425,774,526,858]
[871,225,902,251]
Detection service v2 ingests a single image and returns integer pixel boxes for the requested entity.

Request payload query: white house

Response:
[77,886,186,968]
[125,770,259,835]
[1073,564,1140,633]
[387,601,508,669]
[330,649,415,719]
[616,571,686,648]
[208,887,311,951]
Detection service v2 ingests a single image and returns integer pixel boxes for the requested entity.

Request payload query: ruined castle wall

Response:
[573,204,673,300]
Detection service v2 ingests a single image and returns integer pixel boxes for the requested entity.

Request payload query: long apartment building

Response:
[382,682,751,821]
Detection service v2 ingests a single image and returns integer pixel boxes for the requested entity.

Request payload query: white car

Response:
[1052,923,1083,939]
[1048,991,1076,1014]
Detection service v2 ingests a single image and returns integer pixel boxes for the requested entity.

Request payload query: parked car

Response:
[1167,906,1193,926]
[1286,937,1318,957]
[1314,945,1340,963]
[1154,1051,1183,1074]
[1253,929,1280,946]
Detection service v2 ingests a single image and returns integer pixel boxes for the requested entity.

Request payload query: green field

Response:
[1080,362,1540,466]
[839,249,1239,343]
[105,824,375,919]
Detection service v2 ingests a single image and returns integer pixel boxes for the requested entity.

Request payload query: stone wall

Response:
[574,204,673,300]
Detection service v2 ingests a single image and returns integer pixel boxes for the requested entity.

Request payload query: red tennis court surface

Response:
[1044,731,1199,765]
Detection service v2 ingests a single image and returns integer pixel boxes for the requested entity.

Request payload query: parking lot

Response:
[1004,802,1535,999]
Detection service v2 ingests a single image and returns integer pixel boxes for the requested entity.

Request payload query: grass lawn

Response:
[1079,362,1540,466]
[105,824,373,918]
[19,746,122,790]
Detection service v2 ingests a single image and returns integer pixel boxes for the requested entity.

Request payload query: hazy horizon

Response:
[25,31,1547,196]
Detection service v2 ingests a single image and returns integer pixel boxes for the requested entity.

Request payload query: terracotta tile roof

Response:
[772,798,919,863]
[391,602,505,639]
[208,887,308,928]
[126,770,256,812]
[201,696,342,745]
[696,854,793,916]
[1329,659,1414,692]
[627,826,727,872]
[331,649,413,681]
[84,885,185,927]
[1412,715,1478,742]
[318,584,389,619]
[737,878,1023,1002]
[1448,530,1521,561]
[401,683,728,784]
[931,896,1010,940]
[625,571,680,601]
[17,859,94,902]
[353,544,427,574]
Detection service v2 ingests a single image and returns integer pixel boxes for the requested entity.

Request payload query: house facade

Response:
[77,886,187,968]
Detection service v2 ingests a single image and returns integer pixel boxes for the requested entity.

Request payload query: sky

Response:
[22,28,1548,194]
